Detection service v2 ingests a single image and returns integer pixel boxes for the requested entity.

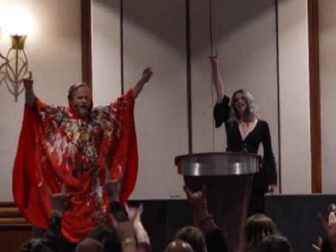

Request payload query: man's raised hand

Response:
[133,67,153,99]
[141,67,153,83]
[23,71,33,90]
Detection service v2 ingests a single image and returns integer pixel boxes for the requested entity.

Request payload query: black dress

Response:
[214,95,277,215]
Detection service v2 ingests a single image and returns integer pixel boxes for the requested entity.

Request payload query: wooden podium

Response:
[175,152,260,252]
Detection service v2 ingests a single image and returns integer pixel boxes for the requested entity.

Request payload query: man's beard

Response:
[76,106,91,118]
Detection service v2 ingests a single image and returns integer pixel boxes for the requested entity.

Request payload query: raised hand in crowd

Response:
[105,178,122,203]
[312,236,323,252]
[20,185,70,252]
[50,184,69,218]
[125,204,150,245]
[183,184,210,226]
[317,211,336,252]
[109,207,138,252]
[105,167,129,223]
[183,185,228,252]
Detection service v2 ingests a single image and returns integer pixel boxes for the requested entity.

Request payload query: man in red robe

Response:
[13,68,153,243]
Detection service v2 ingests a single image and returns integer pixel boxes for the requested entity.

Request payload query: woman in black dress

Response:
[209,56,277,215]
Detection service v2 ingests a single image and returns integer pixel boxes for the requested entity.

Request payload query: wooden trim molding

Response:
[308,0,322,193]
[185,0,192,154]
[0,203,30,226]
[81,0,92,89]
[0,203,32,252]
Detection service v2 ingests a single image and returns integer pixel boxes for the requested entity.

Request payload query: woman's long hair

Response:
[229,89,259,122]
[240,214,279,252]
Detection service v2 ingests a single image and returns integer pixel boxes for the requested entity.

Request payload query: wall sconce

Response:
[0,34,29,102]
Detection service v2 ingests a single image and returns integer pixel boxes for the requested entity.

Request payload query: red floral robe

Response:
[13,90,138,243]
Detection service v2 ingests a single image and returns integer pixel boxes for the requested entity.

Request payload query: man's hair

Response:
[174,226,207,252]
[67,82,90,100]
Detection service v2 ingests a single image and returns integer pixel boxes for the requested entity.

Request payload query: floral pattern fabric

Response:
[13,90,138,243]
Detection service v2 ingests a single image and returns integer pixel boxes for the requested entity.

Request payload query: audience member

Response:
[75,238,104,252]
[182,185,228,252]
[84,178,151,252]
[240,214,279,252]
[164,240,194,252]
[253,234,293,252]
[174,226,206,252]
[315,211,336,252]
[20,189,69,252]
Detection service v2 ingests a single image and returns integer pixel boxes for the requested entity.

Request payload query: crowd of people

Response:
[20,181,336,252]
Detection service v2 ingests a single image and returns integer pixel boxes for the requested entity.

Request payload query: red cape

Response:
[13,90,138,242]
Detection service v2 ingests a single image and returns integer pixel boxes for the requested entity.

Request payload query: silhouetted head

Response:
[164,239,194,252]
[241,214,279,252]
[253,234,293,252]
[174,226,207,252]
[75,238,104,252]
[87,226,122,252]
[20,239,53,252]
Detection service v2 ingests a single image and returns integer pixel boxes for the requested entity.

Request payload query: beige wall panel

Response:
[278,0,311,193]
[123,0,188,199]
[92,0,122,104]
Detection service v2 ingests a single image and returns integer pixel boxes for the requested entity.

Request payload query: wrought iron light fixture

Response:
[0,34,29,102]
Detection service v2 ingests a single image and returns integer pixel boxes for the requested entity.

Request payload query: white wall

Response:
[277,0,311,193]
[0,0,315,201]
[0,0,82,201]
[123,0,189,200]
[319,1,336,193]
[92,0,121,104]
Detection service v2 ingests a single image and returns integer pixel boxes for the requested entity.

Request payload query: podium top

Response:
[175,152,260,176]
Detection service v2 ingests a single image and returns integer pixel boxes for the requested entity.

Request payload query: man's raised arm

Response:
[23,71,36,108]
[132,68,153,99]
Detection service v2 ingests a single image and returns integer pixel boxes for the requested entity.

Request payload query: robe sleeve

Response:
[213,95,231,128]
[13,99,70,229]
[13,103,50,228]
[261,121,277,185]
[107,89,138,204]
